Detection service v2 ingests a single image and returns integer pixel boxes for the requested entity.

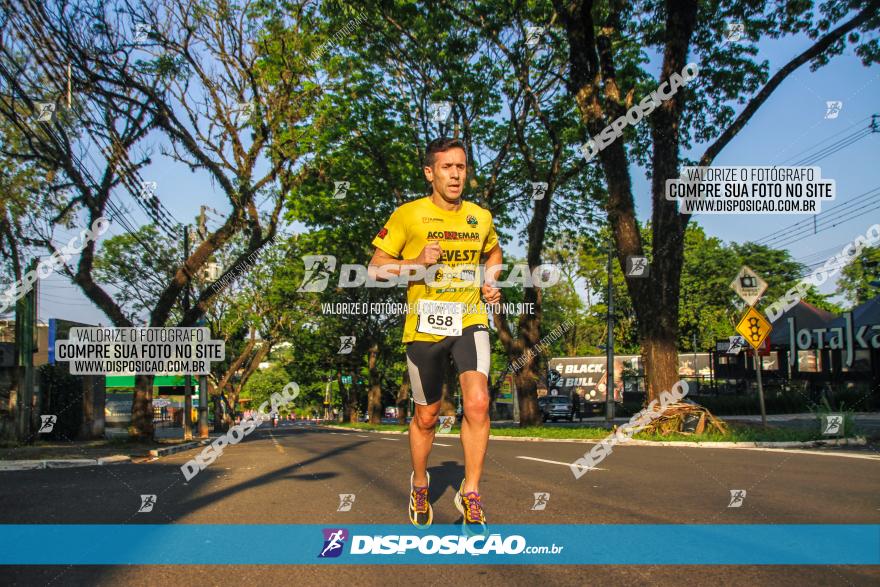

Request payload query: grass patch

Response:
[331,421,856,443]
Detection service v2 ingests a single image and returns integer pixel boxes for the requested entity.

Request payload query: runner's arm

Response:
[367,246,438,281]
[482,244,503,285]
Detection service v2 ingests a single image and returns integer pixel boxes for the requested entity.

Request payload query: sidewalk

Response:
[0,434,215,471]
[494,412,880,428]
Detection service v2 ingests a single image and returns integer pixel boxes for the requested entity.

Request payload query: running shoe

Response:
[408,471,433,528]
[453,479,487,535]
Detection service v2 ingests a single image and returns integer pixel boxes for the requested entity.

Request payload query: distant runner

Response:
[368,137,503,535]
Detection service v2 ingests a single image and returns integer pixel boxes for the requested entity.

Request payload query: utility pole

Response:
[197,375,208,438]
[605,238,615,421]
[754,347,767,428]
[15,259,38,441]
[324,377,332,421]
[182,224,193,440]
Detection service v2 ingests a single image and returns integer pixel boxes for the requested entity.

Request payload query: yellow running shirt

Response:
[372,196,498,343]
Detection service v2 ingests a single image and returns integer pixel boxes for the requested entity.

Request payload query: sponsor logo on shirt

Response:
[422,217,443,223]
[427,230,480,241]
[466,215,478,226]
[376,227,388,239]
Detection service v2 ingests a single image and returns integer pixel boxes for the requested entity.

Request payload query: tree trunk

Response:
[640,332,680,403]
[367,343,382,424]
[513,356,541,426]
[130,374,154,439]
[339,373,357,423]
[212,395,226,432]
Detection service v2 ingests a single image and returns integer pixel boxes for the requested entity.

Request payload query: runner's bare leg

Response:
[410,401,440,487]
[459,371,490,494]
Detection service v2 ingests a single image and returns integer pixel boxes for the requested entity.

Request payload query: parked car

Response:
[384,406,399,419]
[541,395,574,422]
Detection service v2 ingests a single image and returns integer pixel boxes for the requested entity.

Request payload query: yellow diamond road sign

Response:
[735,306,773,350]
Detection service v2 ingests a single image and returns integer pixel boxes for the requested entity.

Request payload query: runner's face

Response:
[425,148,466,203]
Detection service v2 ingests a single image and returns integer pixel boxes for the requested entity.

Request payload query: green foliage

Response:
[93,226,180,323]
[838,245,880,306]
[240,363,296,413]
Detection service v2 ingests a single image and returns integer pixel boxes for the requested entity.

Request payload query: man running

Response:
[368,137,502,535]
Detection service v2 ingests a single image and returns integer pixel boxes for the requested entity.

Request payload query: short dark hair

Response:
[424,137,467,168]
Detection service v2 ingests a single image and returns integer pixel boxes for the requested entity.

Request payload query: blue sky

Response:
[33,29,879,326]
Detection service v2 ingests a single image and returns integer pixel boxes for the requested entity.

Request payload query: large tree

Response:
[290,2,598,425]
[552,0,879,400]
[0,0,321,436]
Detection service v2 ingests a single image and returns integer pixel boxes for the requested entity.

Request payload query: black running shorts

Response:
[406,324,491,406]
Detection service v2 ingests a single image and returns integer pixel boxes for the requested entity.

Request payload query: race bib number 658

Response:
[416,300,463,337]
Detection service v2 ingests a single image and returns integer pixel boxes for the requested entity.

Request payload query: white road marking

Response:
[356,434,369,438]
[380,437,400,442]
[517,455,606,471]
[433,442,452,447]
[721,446,880,461]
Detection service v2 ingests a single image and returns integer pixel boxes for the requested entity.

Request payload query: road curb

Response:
[318,424,867,449]
[0,454,133,472]
[148,439,210,458]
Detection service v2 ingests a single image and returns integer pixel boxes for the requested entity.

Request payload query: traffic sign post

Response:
[730,266,768,307]
[734,304,773,428]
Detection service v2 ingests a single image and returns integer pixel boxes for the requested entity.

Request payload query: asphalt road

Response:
[2,421,879,586]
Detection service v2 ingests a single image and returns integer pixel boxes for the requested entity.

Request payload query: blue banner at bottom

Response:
[1,525,877,565]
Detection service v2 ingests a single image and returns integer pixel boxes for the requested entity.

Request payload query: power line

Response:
[790,128,873,167]
[753,185,880,247]
[780,115,873,165]
[8,7,182,238]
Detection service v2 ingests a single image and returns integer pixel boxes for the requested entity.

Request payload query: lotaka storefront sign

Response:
[787,313,880,368]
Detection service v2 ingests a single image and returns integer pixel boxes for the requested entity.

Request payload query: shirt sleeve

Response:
[482,214,499,254]
[371,207,408,258]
